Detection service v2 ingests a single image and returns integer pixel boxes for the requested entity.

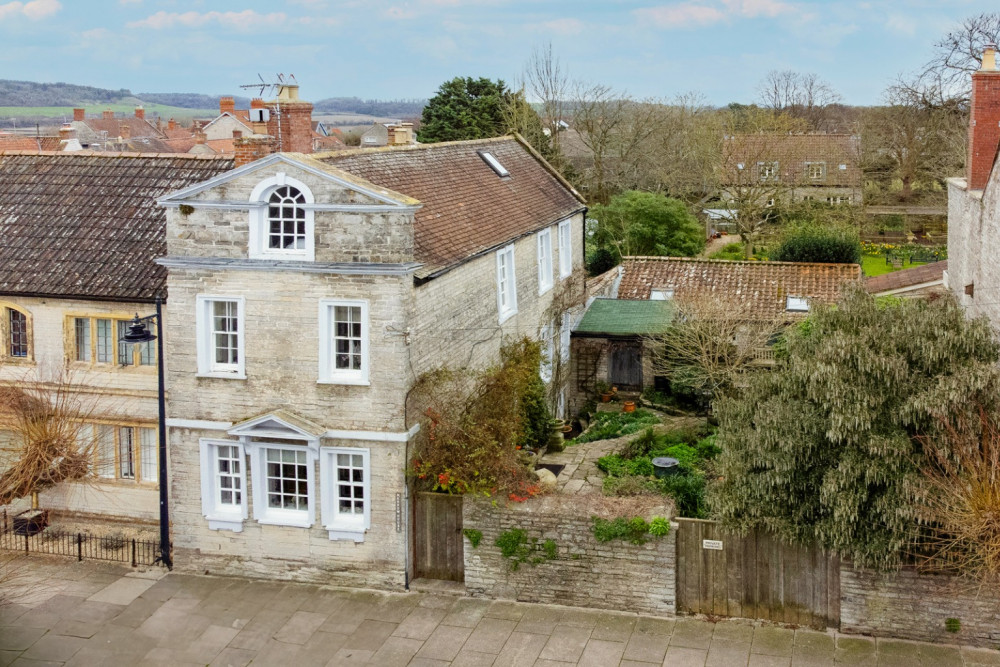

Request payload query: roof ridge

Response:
[315,135,515,160]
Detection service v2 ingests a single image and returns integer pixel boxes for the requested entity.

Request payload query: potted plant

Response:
[595,381,613,403]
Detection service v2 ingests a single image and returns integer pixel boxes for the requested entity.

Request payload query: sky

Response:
[0,0,996,107]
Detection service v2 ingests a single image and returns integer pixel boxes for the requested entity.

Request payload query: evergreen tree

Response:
[709,288,1000,571]
[589,191,705,263]
[419,77,509,143]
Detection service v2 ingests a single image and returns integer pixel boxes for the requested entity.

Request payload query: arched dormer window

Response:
[249,173,315,261]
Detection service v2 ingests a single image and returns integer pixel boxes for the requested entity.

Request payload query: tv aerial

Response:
[239,73,297,98]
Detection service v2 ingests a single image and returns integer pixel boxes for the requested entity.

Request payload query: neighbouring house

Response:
[947,45,1000,325]
[866,261,948,298]
[359,122,415,148]
[70,106,168,150]
[571,256,860,410]
[0,151,235,524]
[200,97,254,142]
[155,135,586,585]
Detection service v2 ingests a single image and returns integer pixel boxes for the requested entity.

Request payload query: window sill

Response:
[317,377,370,387]
[0,357,34,365]
[255,515,312,529]
[326,528,365,543]
[197,371,247,380]
[250,251,315,262]
[539,283,553,296]
[207,517,244,533]
[498,309,517,325]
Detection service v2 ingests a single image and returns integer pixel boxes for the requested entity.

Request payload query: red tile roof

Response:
[321,136,585,277]
[865,260,947,294]
[618,256,861,315]
[723,133,861,187]
[0,151,235,301]
[0,134,61,151]
[77,117,165,140]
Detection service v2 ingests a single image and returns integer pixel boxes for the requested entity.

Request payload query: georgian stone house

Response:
[0,151,235,522]
[156,136,586,585]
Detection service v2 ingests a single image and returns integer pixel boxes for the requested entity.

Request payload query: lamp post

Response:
[119,295,171,569]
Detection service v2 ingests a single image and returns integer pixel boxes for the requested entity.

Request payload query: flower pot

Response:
[561,424,573,433]
[601,392,613,403]
[623,401,636,413]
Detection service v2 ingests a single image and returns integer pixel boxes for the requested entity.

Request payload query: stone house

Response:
[947,45,1000,323]
[571,256,859,411]
[155,135,586,585]
[0,151,235,523]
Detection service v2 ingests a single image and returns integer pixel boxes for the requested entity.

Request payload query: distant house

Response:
[0,151,235,524]
[360,122,415,148]
[571,256,860,409]
[201,97,254,142]
[70,107,167,150]
[947,45,1000,326]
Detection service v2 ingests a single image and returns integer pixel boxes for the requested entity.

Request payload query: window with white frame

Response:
[83,423,157,484]
[249,174,315,261]
[320,448,371,541]
[650,288,675,301]
[196,296,245,378]
[558,219,572,278]
[318,300,369,385]
[539,324,553,383]
[560,312,571,363]
[496,244,517,323]
[806,162,826,180]
[250,443,316,527]
[537,229,553,295]
[200,440,247,531]
[758,161,779,181]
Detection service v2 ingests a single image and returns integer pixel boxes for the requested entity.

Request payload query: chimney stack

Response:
[102,109,114,120]
[195,130,207,145]
[968,43,1000,190]
[119,122,131,140]
[167,118,177,131]
[265,83,314,154]
[134,106,145,120]
[59,124,82,152]
[219,96,235,115]
[73,108,85,121]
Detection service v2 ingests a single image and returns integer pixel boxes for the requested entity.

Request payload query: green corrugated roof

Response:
[574,299,674,336]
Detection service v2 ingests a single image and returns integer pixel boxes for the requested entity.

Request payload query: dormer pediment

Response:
[227,409,326,443]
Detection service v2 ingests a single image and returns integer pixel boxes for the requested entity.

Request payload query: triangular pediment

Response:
[227,409,326,441]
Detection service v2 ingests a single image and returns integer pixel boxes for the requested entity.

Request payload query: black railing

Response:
[0,510,161,567]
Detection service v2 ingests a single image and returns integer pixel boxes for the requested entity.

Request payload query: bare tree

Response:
[645,293,785,400]
[524,43,570,166]
[648,93,722,202]
[757,70,842,130]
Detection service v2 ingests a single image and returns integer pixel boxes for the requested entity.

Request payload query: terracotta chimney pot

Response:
[102,109,114,120]
[73,108,85,121]
[168,118,177,131]
[134,106,145,120]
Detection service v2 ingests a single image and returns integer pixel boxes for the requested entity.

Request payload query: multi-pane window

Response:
[267,186,307,250]
[496,244,517,323]
[558,219,572,278]
[72,316,153,367]
[537,229,553,295]
[87,423,157,483]
[758,161,779,181]
[200,440,248,531]
[196,296,244,377]
[265,448,309,511]
[319,300,369,384]
[8,309,27,358]
[215,445,242,508]
[807,162,826,180]
[560,312,571,363]
[335,452,366,518]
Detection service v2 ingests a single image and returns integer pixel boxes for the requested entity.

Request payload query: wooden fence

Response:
[675,518,840,629]
[413,492,464,582]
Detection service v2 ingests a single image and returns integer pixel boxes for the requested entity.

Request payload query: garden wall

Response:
[463,496,676,616]
[840,565,1000,648]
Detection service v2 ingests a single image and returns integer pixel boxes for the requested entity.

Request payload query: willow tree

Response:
[709,288,1000,571]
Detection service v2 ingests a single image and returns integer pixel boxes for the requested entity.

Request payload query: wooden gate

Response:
[413,492,464,582]
[675,518,840,629]
[610,343,642,389]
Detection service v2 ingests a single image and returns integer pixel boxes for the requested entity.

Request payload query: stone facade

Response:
[947,171,1000,324]
[160,148,585,586]
[463,496,676,616]
[840,566,1000,648]
[0,296,161,522]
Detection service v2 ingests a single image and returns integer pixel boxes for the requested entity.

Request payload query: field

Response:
[0,104,217,122]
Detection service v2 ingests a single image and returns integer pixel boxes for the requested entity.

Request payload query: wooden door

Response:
[413,492,465,582]
[610,343,642,389]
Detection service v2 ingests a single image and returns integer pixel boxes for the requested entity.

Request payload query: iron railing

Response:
[0,510,161,567]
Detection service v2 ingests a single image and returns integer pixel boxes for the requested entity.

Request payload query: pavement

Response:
[2,557,999,666]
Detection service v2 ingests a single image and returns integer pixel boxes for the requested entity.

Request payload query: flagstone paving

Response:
[0,556,997,666]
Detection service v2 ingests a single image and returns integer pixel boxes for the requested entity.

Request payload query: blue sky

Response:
[0,0,995,106]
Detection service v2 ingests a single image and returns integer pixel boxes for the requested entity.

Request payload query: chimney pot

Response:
[119,122,131,140]
[195,130,206,145]
[134,106,145,120]
[102,109,114,120]
[73,108,85,121]
[220,96,235,115]
[168,118,177,131]
[250,98,265,109]
[983,43,998,72]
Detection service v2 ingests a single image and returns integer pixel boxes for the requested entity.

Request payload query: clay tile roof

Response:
[724,133,861,186]
[320,136,585,278]
[0,151,235,301]
[79,117,165,140]
[0,134,60,151]
[865,260,947,294]
[618,257,861,315]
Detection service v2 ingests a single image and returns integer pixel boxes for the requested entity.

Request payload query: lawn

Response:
[0,104,216,121]
[861,254,926,277]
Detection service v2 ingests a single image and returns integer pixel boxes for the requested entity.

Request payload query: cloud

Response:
[0,0,60,20]
[635,0,795,29]
[128,10,287,31]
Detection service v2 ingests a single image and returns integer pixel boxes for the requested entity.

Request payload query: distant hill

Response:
[0,79,135,106]
[136,92,252,110]
[314,97,426,118]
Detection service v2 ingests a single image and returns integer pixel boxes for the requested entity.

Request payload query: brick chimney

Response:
[167,118,177,131]
[134,106,145,120]
[250,98,268,134]
[73,108,85,121]
[234,135,277,167]
[59,124,82,152]
[194,129,207,145]
[219,96,235,115]
[968,43,1000,190]
[119,122,131,140]
[265,83,314,154]
[102,109,114,120]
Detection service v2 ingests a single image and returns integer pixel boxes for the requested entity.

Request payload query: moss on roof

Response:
[574,299,674,337]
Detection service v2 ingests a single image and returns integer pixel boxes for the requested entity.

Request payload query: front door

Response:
[610,343,642,390]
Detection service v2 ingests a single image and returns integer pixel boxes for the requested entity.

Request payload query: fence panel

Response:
[675,518,839,629]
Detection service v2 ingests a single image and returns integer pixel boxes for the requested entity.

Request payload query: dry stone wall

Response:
[463,496,676,616]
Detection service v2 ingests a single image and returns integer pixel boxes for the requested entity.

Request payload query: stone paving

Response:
[2,557,999,666]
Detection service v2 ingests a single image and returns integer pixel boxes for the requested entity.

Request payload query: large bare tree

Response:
[757,70,843,131]
[523,43,570,166]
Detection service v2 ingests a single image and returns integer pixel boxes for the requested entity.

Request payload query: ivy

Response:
[463,528,483,548]
[591,516,671,545]
[495,528,558,571]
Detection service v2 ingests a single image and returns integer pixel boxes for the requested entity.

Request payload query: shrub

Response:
[587,247,618,276]
[649,517,671,536]
[660,472,709,518]
[574,410,661,444]
[771,226,861,264]
[591,516,671,544]
[708,242,745,261]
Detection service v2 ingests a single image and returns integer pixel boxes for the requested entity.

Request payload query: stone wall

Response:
[840,566,1000,648]
[463,496,676,617]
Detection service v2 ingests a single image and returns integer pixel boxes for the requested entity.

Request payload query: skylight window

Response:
[650,288,674,301]
[786,296,809,312]
[479,151,509,177]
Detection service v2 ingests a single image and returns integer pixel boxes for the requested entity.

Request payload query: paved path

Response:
[1,557,999,666]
